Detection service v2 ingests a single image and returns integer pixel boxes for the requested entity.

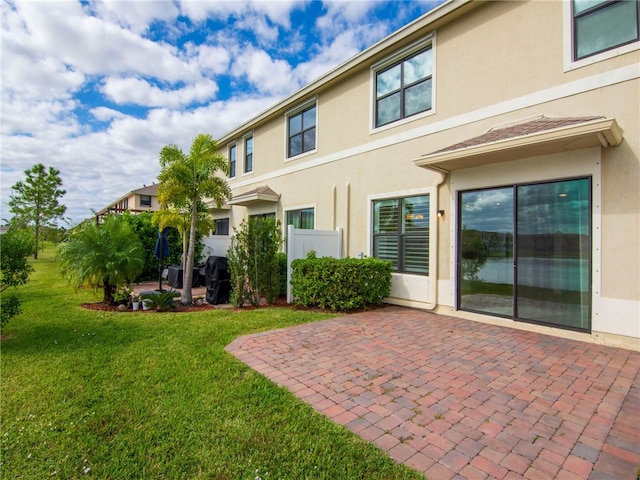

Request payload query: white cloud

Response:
[179,0,299,28]
[9,1,196,83]
[88,0,180,34]
[235,13,280,44]
[184,43,232,76]
[316,0,379,38]
[294,22,388,84]
[101,76,219,108]
[90,107,127,122]
[232,49,296,95]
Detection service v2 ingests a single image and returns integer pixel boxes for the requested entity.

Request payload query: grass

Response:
[1,245,424,479]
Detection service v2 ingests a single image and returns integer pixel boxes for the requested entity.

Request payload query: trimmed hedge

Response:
[290,255,392,311]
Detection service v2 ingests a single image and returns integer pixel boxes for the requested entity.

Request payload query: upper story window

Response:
[375,45,433,128]
[287,102,316,158]
[140,195,151,207]
[573,0,639,60]
[228,144,236,178]
[244,135,253,173]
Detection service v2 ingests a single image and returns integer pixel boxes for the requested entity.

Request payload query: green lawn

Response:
[1,245,424,479]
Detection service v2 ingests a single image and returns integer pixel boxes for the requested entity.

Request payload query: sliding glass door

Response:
[458,178,591,332]
[459,188,514,317]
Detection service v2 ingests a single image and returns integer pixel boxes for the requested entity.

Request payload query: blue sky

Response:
[1,0,444,224]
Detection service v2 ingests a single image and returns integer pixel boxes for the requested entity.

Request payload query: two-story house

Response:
[212,0,639,348]
[95,183,160,223]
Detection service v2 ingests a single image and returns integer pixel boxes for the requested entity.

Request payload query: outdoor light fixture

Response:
[437,210,445,218]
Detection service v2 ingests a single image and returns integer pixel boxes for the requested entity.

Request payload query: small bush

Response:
[227,217,283,307]
[141,290,179,311]
[290,256,392,311]
[275,252,288,298]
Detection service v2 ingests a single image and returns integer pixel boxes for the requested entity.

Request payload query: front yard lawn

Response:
[1,245,423,479]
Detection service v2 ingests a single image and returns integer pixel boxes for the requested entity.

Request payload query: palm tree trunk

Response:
[182,206,198,305]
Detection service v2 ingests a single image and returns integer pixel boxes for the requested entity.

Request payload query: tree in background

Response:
[8,163,67,259]
[157,133,231,305]
[57,215,145,305]
[0,227,35,330]
[121,211,182,281]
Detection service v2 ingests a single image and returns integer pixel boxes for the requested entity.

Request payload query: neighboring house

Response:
[211,0,639,348]
[95,183,160,223]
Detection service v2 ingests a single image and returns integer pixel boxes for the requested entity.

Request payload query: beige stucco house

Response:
[211,0,639,349]
[95,183,160,223]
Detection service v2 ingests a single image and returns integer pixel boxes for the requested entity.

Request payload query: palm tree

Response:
[157,133,231,305]
[57,215,145,304]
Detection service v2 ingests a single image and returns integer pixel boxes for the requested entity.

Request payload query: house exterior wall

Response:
[213,0,639,348]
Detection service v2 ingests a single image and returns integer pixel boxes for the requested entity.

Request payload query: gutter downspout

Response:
[423,166,449,311]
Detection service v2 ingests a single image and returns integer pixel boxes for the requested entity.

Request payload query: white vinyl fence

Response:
[286,225,343,303]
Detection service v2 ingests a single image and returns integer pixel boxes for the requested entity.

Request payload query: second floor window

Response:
[244,135,253,173]
[140,195,151,207]
[573,0,639,60]
[229,144,236,178]
[375,46,433,128]
[288,103,316,158]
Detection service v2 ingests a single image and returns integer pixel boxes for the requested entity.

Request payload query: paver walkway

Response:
[226,306,640,479]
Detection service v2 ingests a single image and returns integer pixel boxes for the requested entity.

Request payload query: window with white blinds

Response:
[373,195,429,275]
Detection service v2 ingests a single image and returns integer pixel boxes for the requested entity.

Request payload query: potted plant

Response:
[131,293,141,311]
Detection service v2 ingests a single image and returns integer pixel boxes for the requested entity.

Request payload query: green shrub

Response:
[227,217,283,307]
[120,212,184,281]
[276,252,288,298]
[290,255,392,311]
[0,227,35,329]
[141,290,179,311]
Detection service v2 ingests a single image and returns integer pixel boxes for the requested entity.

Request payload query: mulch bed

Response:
[80,296,294,313]
[81,302,217,313]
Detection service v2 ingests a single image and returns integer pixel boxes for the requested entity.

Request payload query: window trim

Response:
[369,189,433,276]
[213,217,230,236]
[139,195,152,207]
[243,133,254,175]
[564,0,640,71]
[228,143,237,179]
[284,205,316,230]
[285,98,318,161]
[371,34,436,133]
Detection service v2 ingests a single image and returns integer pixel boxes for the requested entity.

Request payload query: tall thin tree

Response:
[157,134,231,305]
[8,163,66,259]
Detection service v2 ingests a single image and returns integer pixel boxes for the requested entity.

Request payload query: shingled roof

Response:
[227,185,280,206]
[415,115,623,172]
[430,116,604,155]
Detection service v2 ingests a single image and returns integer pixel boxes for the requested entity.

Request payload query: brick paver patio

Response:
[226,306,640,479]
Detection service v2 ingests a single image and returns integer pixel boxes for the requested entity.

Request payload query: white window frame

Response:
[228,143,237,179]
[370,34,436,134]
[243,132,254,175]
[563,0,640,72]
[284,98,318,162]
[284,204,316,230]
[367,187,436,277]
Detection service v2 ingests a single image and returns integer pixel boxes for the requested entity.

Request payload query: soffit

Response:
[413,116,624,172]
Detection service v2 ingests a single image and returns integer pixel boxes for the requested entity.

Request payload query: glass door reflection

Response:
[459,188,514,317]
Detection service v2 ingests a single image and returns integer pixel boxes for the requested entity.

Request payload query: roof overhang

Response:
[226,186,280,207]
[414,116,624,173]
